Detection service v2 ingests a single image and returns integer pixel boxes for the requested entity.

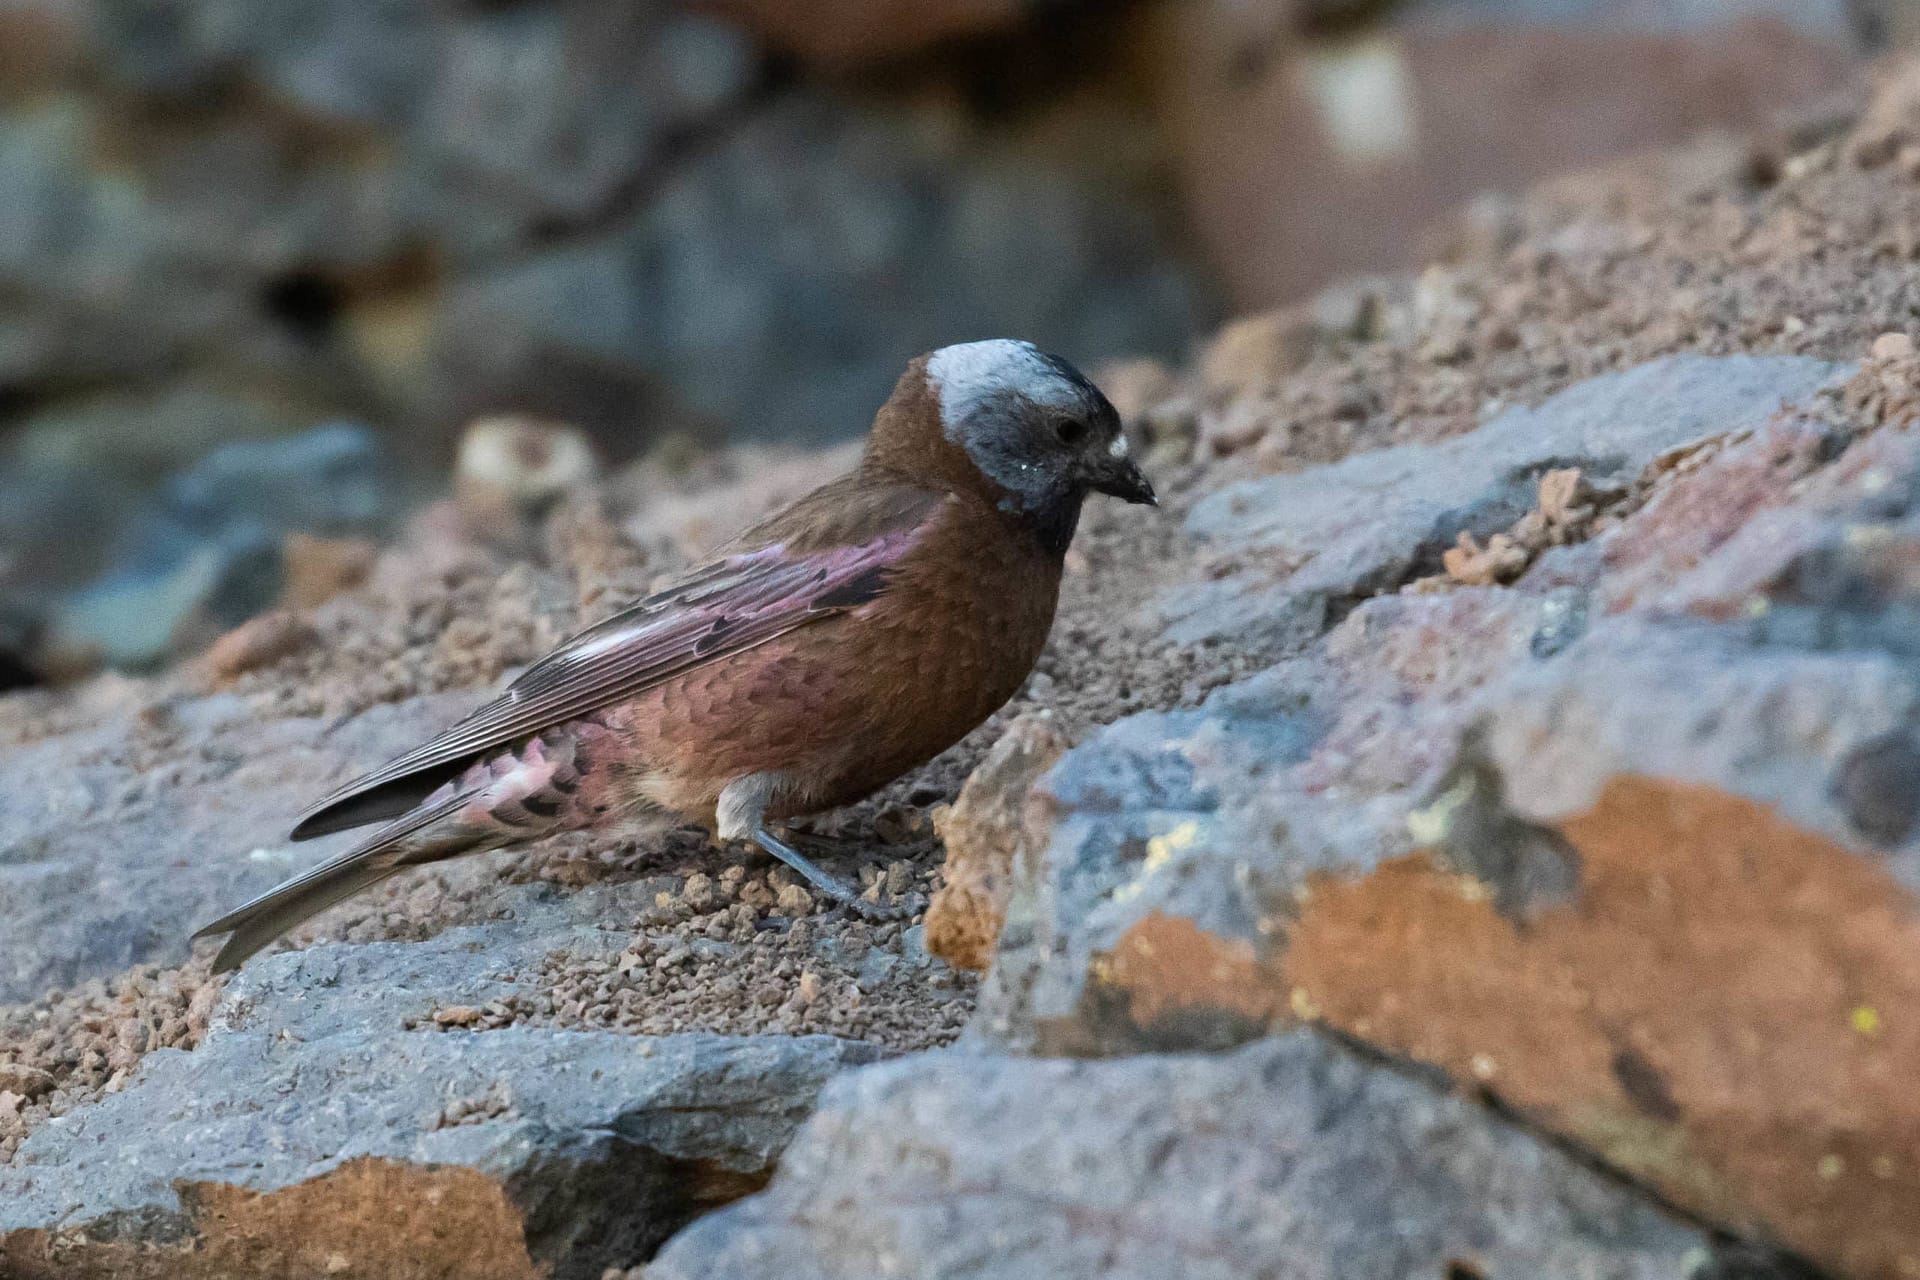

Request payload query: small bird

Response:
[194,340,1155,972]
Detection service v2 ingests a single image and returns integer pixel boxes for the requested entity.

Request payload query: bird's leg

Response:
[717,773,904,920]
[751,824,874,910]
[781,826,862,855]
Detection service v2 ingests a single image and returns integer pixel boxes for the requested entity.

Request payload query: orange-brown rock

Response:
[1000,763,1920,1274]
[925,714,1069,971]
[1049,911,1287,1056]
[0,1159,542,1280]
[204,610,319,682]
[281,533,378,611]
[1288,777,1920,1279]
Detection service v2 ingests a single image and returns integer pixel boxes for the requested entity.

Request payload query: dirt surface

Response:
[8,60,1920,1172]
[1176,78,1915,475]
[0,960,218,1163]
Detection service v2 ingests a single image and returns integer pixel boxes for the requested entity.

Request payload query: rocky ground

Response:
[0,0,1880,686]
[10,52,1920,1280]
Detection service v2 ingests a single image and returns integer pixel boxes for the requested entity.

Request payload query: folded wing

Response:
[291,486,945,839]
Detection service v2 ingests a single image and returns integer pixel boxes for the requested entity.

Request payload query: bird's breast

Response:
[610,507,1064,821]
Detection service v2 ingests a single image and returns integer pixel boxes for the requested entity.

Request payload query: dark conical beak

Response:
[1090,453,1156,506]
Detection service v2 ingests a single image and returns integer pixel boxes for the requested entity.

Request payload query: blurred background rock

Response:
[0,0,1900,679]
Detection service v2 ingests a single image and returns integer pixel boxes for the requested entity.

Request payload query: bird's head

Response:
[926,338,1156,512]
[868,340,1156,535]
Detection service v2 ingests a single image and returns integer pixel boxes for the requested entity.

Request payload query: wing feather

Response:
[290,488,942,840]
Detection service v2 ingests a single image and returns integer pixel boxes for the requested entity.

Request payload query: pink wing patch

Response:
[291,512,935,839]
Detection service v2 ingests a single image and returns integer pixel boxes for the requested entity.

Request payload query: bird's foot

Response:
[752,826,912,922]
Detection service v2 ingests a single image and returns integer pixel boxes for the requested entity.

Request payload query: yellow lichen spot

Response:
[1818,1154,1845,1181]
[1144,820,1202,871]
[1289,987,1321,1021]
[1743,595,1770,618]
[1407,775,1476,845]
[1470,1053,1498,1081]
[1115,821,1204,905]
[1457,877,1490,904]
[1852,1005,1882,1037]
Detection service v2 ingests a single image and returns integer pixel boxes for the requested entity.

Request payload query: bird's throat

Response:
[1014,490,1085,559]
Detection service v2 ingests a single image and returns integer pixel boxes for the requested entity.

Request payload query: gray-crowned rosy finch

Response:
[195,339,1155,971]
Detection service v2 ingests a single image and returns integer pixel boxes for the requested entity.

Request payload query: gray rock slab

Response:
[0,887,880,1279]
[1475,616,1920,888]
[649,1033,1727,1280]
[1162,354,1845,650]
[0,690,471,1000]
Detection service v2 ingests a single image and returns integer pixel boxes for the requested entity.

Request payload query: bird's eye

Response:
[1054,418,1088,446]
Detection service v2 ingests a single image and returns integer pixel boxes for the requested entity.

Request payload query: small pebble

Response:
[1872,332,1915,362]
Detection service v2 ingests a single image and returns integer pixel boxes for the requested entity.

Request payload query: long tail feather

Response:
[194,791,484,973]
[202,859,409,974]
